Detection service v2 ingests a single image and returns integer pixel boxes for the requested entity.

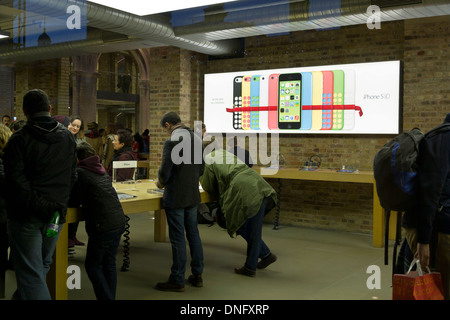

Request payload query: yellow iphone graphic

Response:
[311,71,323,130]
[241,75,252,130]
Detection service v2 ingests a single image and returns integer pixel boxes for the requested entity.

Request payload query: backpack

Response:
[373,124,450,212]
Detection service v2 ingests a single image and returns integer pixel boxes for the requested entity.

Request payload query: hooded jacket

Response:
[3,114,77,223]
[200,149,277,237]
[69,155,126,235]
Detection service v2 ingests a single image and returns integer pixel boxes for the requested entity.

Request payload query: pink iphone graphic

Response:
[268,73,279,130]
[321,71,334,130]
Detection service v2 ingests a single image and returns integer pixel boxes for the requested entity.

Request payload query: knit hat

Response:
[53,115,70,127]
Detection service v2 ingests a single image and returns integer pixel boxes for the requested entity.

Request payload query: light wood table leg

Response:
[154,209,167,242]
[47,224,68,300]
[373,182,384,248]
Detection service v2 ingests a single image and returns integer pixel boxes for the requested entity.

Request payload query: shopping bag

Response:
[392,259,445,300]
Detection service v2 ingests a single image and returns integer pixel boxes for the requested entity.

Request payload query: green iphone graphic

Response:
[278,73,302,130]
[332,70,344,130]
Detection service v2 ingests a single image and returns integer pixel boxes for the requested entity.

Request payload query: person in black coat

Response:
[69,142,126,300]
[3,89,77,300]
[414,113,450,299]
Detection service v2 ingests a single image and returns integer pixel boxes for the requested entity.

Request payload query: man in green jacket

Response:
[200,149,278,277]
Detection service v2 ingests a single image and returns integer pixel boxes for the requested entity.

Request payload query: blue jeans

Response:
[237,197,271,271]
[85,226,124,300]
[7,220,62,300]
[165,205,204,286]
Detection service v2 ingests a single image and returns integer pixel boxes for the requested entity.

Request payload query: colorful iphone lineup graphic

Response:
[227,69,363,131]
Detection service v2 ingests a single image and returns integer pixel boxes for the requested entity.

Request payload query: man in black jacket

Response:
[415,113,450,299]
[3,89,77,300]
[156,112,205,292]
[69,142,125,300]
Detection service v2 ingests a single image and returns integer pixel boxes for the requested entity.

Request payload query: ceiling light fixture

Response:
[0,29,10,39]
[87,0,238,16]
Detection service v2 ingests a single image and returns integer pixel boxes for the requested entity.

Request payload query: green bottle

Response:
[46,211,60,238]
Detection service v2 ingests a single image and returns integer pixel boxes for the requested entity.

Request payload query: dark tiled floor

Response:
[3,211,394,300]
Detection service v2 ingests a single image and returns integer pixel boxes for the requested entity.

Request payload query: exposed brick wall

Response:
[0,65,15,119]
[14,64,29,120]
[403,16,450,132]
[146,48,208,178]
[14,60,60,120]
[97,53,116,92]
[10,16,449,235]
[57,57,71,116]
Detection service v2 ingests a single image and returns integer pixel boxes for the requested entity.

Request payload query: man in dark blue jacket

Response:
[156,112,205,292]
[415,113,450,299]
[3,89,77,300]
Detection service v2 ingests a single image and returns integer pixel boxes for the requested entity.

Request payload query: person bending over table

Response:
[200,148,278,277]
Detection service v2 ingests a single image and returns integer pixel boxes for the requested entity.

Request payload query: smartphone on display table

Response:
[277,73,302,130]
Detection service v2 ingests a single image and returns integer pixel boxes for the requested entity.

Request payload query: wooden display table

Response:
[47,180,211,300]
[253,167,396,249]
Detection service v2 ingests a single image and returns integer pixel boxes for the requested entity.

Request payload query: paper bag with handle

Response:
[392,259,444,300]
